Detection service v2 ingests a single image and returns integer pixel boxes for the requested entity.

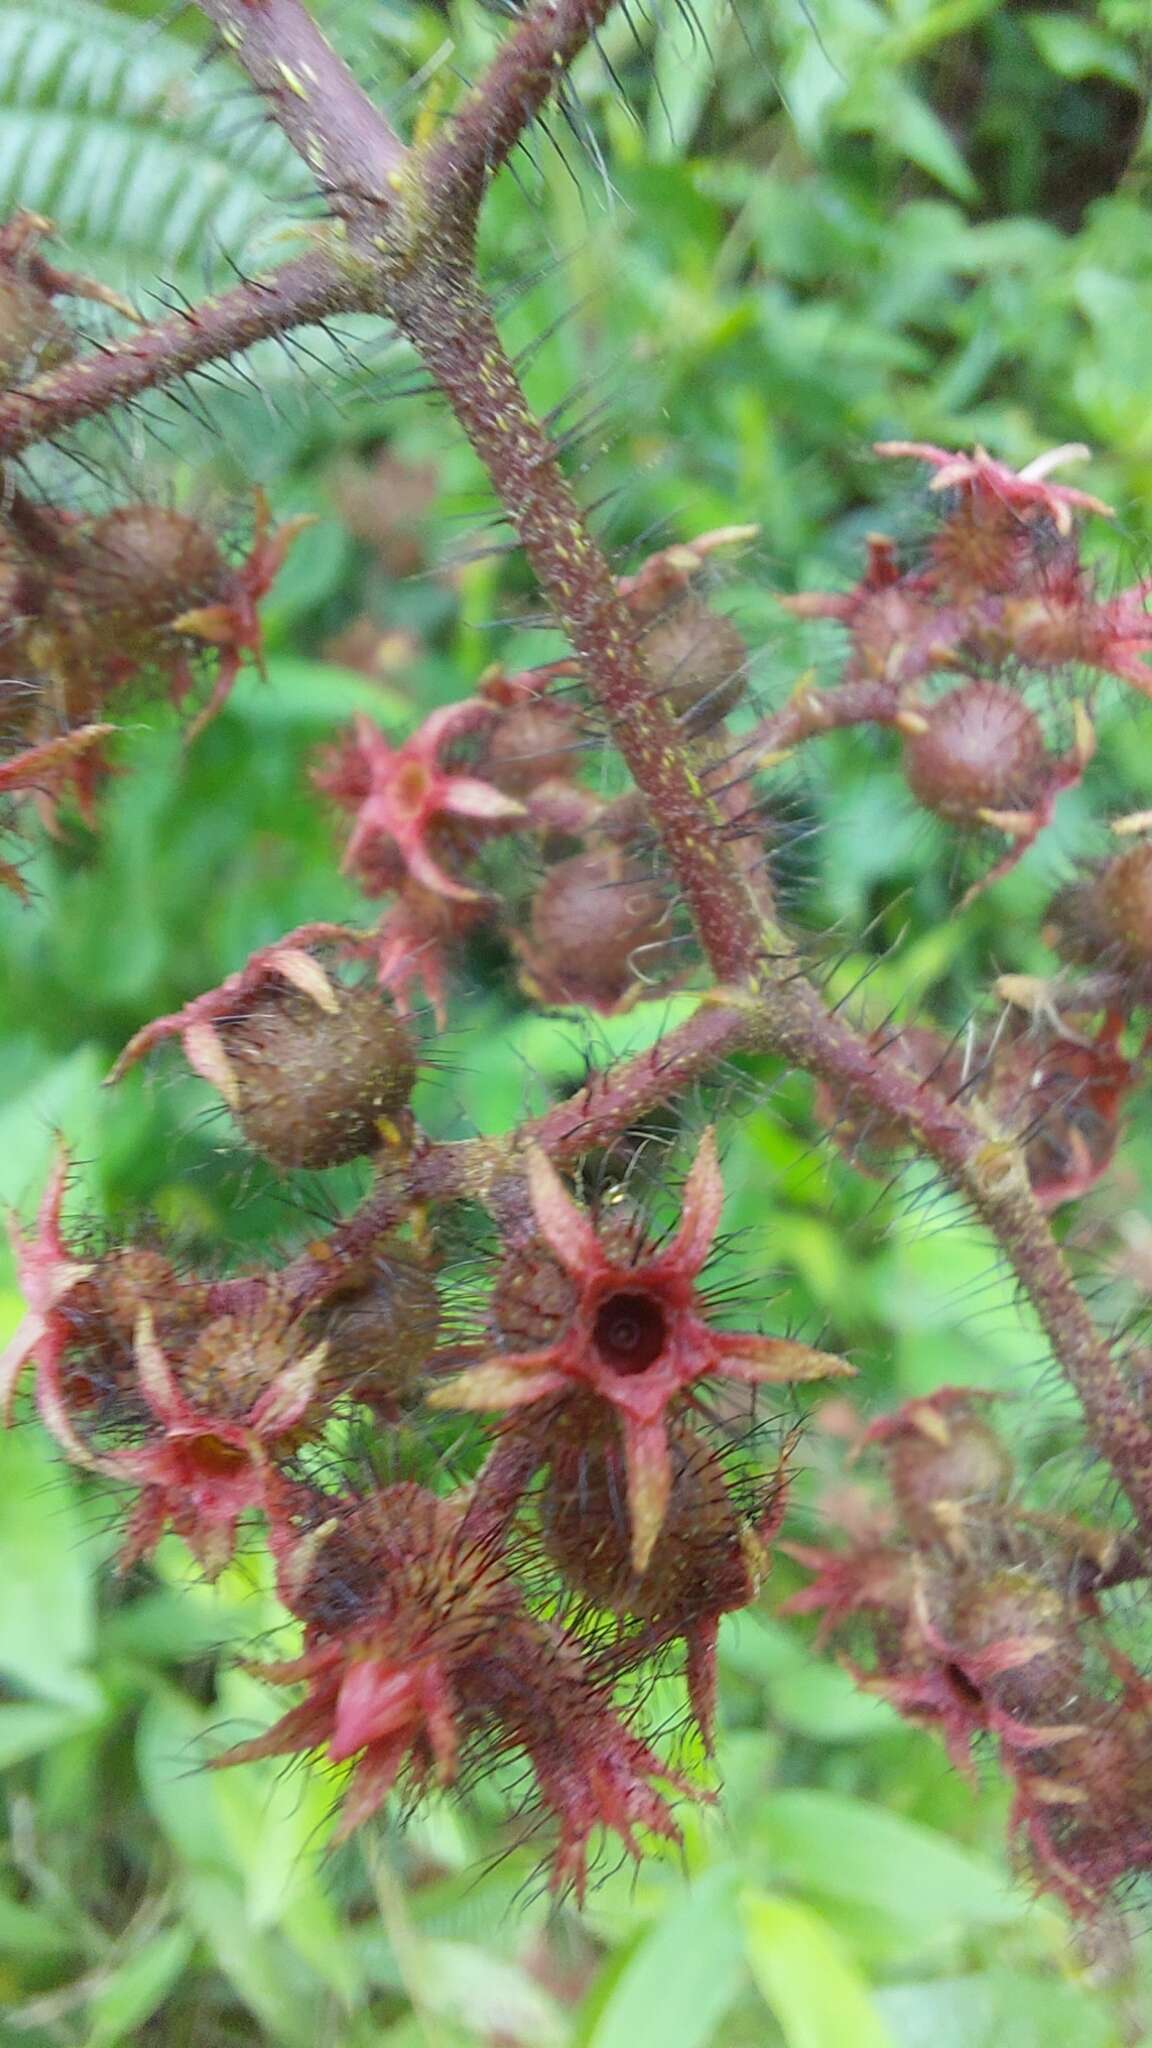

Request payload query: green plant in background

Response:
[1,1,1152,2043]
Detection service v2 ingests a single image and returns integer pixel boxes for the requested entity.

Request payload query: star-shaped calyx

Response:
[430,1128,851,1571]
[105,922,355,1092]
[170,489,315,741]
[316,698,526,902]
[874,441,1115,533]
[0,1145,92,1420]
[39,1304,328,1577]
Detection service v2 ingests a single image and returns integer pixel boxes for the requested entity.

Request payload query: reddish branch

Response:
[385,263,766,981]
[192,0,406,216]
[422,0,618,223]
[200,0,1152,1541]
[0,252,360,460]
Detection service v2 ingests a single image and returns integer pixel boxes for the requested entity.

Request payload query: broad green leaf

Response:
[212,1669,341,1932]
[751,1791,1027,1931]
[0,1699,100,1768]
[0,1047,107,1213]
[1026,12,1140,84]
[83,1924,196,2048]
[577,1864,746,2048]
[416,1940,566,2046]
[742,1890,895,2048]
[236,655,408,732]
[136,1687,222,1869]
[874,1969,1120,2048]
[0,1430,99,1707]
[182,1871,322,2048]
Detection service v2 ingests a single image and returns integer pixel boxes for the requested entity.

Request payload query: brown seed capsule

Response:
[540,1401,753,1622]
[947,1567,1083,1724]
[902,681,1048,826]
[485,703,579,796]
[96,1247,185,1337]
[884,1409,1015,1551]
[490,1237,577,1350]
[303,1249,441,1411]
[1047,845,1152,988]
[65,508,227,641]
[518,848,668,1012]
[219,981,416,1170]
[638,593,747,734]
[55,1247,206,1416]
[180,1302,301,1420]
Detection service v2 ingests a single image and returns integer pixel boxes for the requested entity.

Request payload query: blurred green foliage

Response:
[2,0,1152,2039]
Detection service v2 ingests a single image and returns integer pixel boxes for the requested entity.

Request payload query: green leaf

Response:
[415,1940,566,2046]
[742,1890,896,2048]
[83,1924,196,2048]
[182,1871,322,2048]
[0,1047,108,1214]
[751,1791,1027,1932]
[0,1430,99,1707]
[1025,12,1140,85]
[577,1864,747,2048]
[236,655,408,732]
[0,1699,99,1768]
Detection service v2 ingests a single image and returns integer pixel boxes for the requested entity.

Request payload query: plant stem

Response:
[193,0,406,216]
[422,0,617,225]
[387,259,765,981]
[0,253,359,460]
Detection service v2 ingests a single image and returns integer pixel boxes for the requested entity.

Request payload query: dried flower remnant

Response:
[785,1388,1152,1910]
[981,1017,1135,1211]
[217,1483,686,1894]
[39,1302,328,1577]
[20,492,310,737]
[0,723,116,886]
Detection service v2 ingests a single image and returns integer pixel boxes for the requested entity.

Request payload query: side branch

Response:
[763,981,1152,1540]
[193,0,406,217]
[0,252,362,460]
[423,0,617,224]
[274,997,759,1310]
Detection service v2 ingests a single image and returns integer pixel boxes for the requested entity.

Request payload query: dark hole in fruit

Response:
[192,1435,250,1476]
[592,1291,668,1374]
[944,1661,983,1709]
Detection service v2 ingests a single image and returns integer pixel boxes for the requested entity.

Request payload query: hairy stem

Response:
[422,0,616,225]
[733,677,902,771]
[387,258,765,981]
[193,0,406,217]
[0,252,360,460]
[754,980,1152,1536]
